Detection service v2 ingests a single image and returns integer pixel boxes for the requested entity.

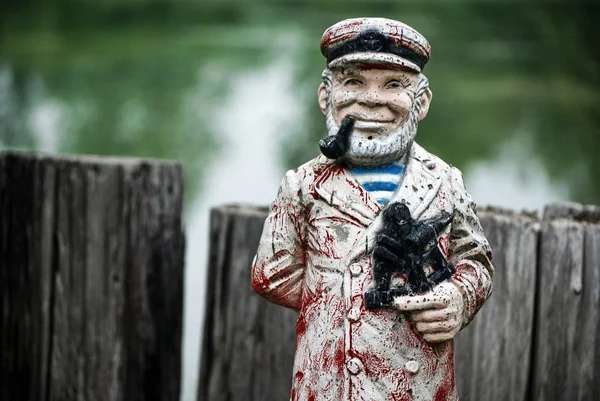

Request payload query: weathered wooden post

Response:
[0,152,185,401]
[198,205,297,401]
[532,203,600,401]
[454,208,540,401]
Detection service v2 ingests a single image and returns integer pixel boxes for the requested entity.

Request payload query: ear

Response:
[417,88,433,121]
[317,83,328,115]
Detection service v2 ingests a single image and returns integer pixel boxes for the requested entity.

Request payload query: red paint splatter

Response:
[296,314,307,341]
[457,261,480,280]
[290,371,304,401]
[320,230,338,259]
[251,267,270,295]
[305,384,319,401]
[304,277,329,308]
[314,163,345,190]
[358,351,391,377]
[433,385,450,401]
[455,261,488,304]
[433,347,456,401]
[438,233,450,257]
[334,339,346,372]
[330,300,346,328]
[386,369,411,401]
[320,19,365,51]
[391,273,407,286]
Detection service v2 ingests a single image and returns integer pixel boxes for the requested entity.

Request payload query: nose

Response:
[356,88,385,106]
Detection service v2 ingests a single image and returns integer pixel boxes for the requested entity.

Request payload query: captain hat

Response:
[320,17,431,73]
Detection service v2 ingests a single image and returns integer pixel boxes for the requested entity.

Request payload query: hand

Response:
[393,281,464,343]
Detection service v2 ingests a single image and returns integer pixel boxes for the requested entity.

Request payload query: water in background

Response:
[1,1,598,400]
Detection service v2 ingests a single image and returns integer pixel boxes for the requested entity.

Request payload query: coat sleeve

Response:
[447,167,494,329]
[251,169,307,311]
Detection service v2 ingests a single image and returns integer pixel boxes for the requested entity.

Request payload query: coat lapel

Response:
[389,143,442,219]
[311,156,381,227]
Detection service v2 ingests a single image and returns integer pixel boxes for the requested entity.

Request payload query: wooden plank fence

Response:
[199,202,600,401]
[0,152,186,401]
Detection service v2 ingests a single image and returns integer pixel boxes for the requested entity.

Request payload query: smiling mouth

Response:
[352,116,393,123]
[353,119,392,131]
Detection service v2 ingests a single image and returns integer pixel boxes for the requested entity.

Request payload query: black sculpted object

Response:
[365,202,456,309]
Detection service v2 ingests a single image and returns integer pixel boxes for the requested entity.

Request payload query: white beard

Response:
[324,101,421,168]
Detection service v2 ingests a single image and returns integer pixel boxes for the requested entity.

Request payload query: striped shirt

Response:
[349,162,405,206]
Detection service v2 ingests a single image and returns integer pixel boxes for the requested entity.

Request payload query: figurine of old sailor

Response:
[252,17,493,401]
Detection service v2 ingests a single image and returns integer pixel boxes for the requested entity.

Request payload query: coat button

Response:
[349,263,362,276]
[348,308,361,322]
[405,360,420,374]
[346,358,363,375]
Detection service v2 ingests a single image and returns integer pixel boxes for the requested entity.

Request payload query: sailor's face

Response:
[330,67,418,138]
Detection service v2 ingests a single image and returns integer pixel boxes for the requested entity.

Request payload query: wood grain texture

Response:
[199,202,600,401]
[532,203,600,401]
[198,205,297,401]
[0,152,185,401]
[0,154,56,401]
[455,207,539,401]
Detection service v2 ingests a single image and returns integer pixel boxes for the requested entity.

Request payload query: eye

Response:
[343,78,363,86]
[385,79,406,89]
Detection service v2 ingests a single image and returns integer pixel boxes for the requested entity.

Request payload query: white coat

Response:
[252,143,493,401]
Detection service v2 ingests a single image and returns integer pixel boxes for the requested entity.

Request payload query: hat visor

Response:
[328,52,421,73]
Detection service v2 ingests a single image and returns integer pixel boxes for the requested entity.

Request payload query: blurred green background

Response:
[2,0,599,399]
[2,0,600,203]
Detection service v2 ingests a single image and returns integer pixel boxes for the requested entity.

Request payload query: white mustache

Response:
[325,99,422,167]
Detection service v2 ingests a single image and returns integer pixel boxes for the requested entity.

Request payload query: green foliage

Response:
[1,0,599,204]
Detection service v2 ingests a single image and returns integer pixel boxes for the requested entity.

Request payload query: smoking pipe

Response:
[319,115,356,159]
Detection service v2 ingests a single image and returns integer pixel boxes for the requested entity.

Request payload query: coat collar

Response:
[311,142,443,227]
[389,143,444,220]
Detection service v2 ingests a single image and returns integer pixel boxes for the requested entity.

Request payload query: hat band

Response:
[326,30,428,70]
